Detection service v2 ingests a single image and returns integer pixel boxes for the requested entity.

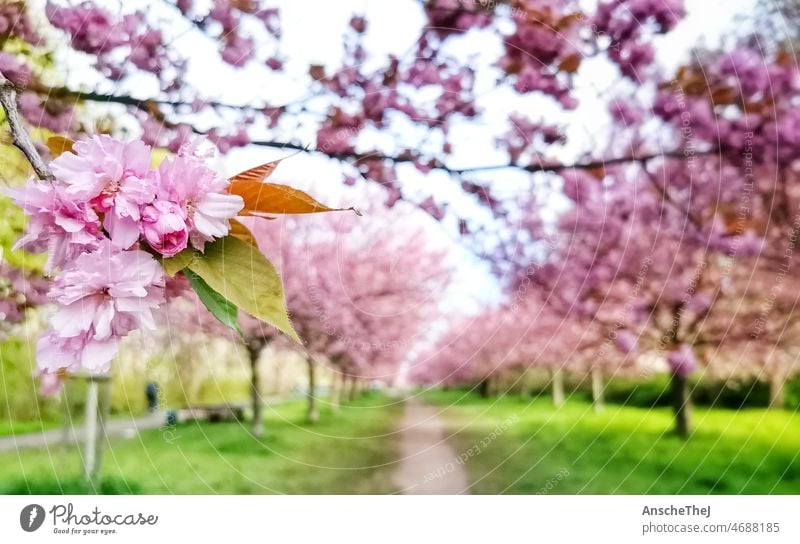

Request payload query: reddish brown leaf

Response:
[586,165,606,180]
[228,150,309,185]
[710,86,737,106]
[309,64,326,81]
[557,12,584,29]
[230,159,282,184]
[229,180,359,216]
[559,54,582,74]
[47,135,75,157]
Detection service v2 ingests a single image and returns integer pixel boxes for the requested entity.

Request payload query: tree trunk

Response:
[478,377,490,398]
[345,376,357,401]
[61,381,74,445]
[520,368,532,398]
[354,379,362,398]
[490,374,503,396]
[769,372,786,409]
[551,368,565,407]
[83,375,111,490]
[307,357,319,424]
[330,372,341,411]
[247,342,264,437]
[591,367,604,413]
[670,372,692,438]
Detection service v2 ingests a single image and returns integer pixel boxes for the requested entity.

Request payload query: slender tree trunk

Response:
[591,367,604,413]
[247,342,264,437]
[491,374,504,396]
[551,368,565,407]
[330,372,341,411]
[670,372,692,438]
[478,377,490,398]
[307,357,319,424]
[345,376,356,401]
[769,372,786,409]
[61,380,74,445]
[520,368,532,398]
[83,375,111,490]
[83,379,99,487]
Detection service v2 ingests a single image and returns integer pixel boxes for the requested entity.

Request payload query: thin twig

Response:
[0,72,53,180]
[40,84,714,177]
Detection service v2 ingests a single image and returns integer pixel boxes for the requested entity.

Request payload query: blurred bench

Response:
[176,403,246,423]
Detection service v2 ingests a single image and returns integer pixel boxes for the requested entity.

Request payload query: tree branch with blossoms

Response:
[0,71,53,181]
[2,76,355,390]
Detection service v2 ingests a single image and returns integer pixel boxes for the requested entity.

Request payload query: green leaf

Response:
[162,248,197,277]
[185,269,242,337]
[187,237,301,343]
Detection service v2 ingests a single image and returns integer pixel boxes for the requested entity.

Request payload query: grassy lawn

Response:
[424,389,800,494]
[0,393,402,494]
[0,419,61,437]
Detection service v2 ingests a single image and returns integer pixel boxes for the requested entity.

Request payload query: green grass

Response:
[0,419,61,437]
[424,389,800,494]
[0,393,402,494]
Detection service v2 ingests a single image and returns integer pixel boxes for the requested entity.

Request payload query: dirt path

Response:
[392,397,470,494]
[0,412,165,452]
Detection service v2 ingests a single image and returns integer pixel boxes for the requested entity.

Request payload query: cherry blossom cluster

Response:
[7,136,244,376]
[0,261,49,329]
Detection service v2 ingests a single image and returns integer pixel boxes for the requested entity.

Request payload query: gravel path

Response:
[0,412,166,452]
[392,397,470,494]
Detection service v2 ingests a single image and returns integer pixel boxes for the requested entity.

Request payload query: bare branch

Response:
[40,85,714,178]
[0,72,52,180]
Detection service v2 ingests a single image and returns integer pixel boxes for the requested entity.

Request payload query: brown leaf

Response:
[586,165,605,180]
[717,205,756,235]
[230,159,282,184]
[229,180,359,216]
[559,54,582,74]
[557,12,584,29]
[710,86,737,106]
[47,136,75,157]
[309,64,326,81]
[776,48,794,67]
[228,151,309,185]
[675,66,708,96]
[231,0,256,12]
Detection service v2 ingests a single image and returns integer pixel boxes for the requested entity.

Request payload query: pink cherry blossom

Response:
[36,330,105,374]
[154,148,243,251]
[17,92,75,133]
[220,34,254,67]
[614,330,639,355]
[37,241,165,373]
[38,371,64,396]
[51,135,153,249]
[141,200,189,257]
[667,345,698,378]
[0,52,31,86]
[46,3,127,54]
[6,181,102,273]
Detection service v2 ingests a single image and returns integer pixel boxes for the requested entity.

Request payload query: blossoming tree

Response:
[250,209,452,423]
